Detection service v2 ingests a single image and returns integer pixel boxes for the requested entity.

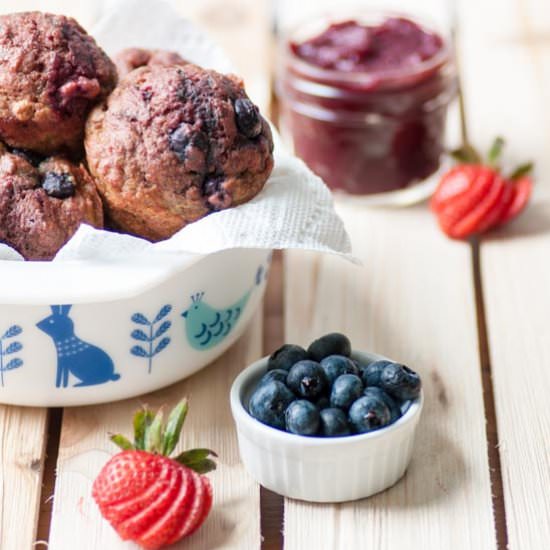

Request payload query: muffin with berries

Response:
[0,11,117,155]
[114,48,188,77]
[0,144,103,260]
[85,63,273,241]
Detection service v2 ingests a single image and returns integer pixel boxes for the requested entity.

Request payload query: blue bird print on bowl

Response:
[182,266,263,350]
[37,305,120,388]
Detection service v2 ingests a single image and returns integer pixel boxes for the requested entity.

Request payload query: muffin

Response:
[0,144,104,260]
[85,64,273,241]
[114,48,188,77]
[0,11,117,155]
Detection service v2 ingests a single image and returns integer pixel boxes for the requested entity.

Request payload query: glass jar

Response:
[276,12,458,204]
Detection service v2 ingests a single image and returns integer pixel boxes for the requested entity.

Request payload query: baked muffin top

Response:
[0,143,103,260]
[85,63,273,241]
[0,11,117,155]
[114,48,188,77]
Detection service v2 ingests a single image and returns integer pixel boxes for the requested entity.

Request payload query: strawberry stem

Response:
[145,409,164,454]
[509,161,534,181]
[110,433,135,451]
[487,136,505,168]
[133,409,154,450]
[450,144,481,164]
[110,399,217,473]
[162,399,189,456]
[175,448,217,474]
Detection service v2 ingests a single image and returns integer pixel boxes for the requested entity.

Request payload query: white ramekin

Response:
[230,350,423,503]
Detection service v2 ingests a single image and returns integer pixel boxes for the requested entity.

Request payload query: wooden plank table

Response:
[0,1,549,549]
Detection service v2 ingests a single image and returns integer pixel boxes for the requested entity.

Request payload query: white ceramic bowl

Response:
[230,350,423,503]
[0,248,271,407]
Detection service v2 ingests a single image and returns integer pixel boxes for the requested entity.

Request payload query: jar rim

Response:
[279,9,454,91]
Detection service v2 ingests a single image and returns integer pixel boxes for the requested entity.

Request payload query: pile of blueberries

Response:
[248,333,422,437]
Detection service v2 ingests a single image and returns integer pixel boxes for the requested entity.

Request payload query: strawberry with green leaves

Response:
[431,137,533,239]
[92,399,216,550]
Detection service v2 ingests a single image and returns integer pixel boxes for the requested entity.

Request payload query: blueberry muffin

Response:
[0,144,104,260]
[0,12,117,155]
[114,48,188,77]
[85,64,273,241]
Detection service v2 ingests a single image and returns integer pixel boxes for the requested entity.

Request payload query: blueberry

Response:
[248,380,295,430]
[320,355,359,384]
[361,360,393,387]
[315,396,330,410]
[286,360,328,400]
[41,172,75,199]
[348,395,391,434]
[267,344,308,371]
[379,363,421,401]
[319,408,351,437]
[10,147,44,167]
[307,333,351,362]
[330,374,363,411]
[363,387,401,423]
[258,369,289,387]
[234,98,262,138]
[202,176,231,210]
[169,123,208,162]
[285,400,320,436]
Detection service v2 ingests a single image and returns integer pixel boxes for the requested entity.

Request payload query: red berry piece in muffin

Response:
[0,12,117,155]
[0,143,104,260]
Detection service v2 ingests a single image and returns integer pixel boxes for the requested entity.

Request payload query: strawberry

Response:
[431,137,533,239]
[92,399,216,550]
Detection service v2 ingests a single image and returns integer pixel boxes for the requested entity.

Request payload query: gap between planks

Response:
[470,242,508,550]
[35,408,63,547]
[455,34,509,546]
[260,250,285,550]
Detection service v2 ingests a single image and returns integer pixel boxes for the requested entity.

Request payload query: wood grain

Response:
[282,204,497,549]
[458,0,550,548]
[0,406,48,550]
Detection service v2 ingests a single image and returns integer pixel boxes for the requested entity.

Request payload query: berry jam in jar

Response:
[277,13,458,202]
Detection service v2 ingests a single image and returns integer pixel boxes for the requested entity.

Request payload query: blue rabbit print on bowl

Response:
[0,325,23,387]
[0,248,271,406]
[130,305,172,374]
[182,265,264,350]
[37,305,120,388]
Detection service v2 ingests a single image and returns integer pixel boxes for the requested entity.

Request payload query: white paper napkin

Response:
[0,0,354,301]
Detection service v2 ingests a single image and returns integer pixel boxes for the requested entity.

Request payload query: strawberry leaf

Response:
[450,144,481,165]
[145,409,164,453]
[509,161,534,181]
[487,136,505,167]
[175,448,217,474]
[133,409,154,450]
[110,434,135,451]
[162,399,188,456]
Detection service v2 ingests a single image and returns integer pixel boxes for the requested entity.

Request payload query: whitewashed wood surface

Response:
[283,207,496,549]
[458,0,550,548]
